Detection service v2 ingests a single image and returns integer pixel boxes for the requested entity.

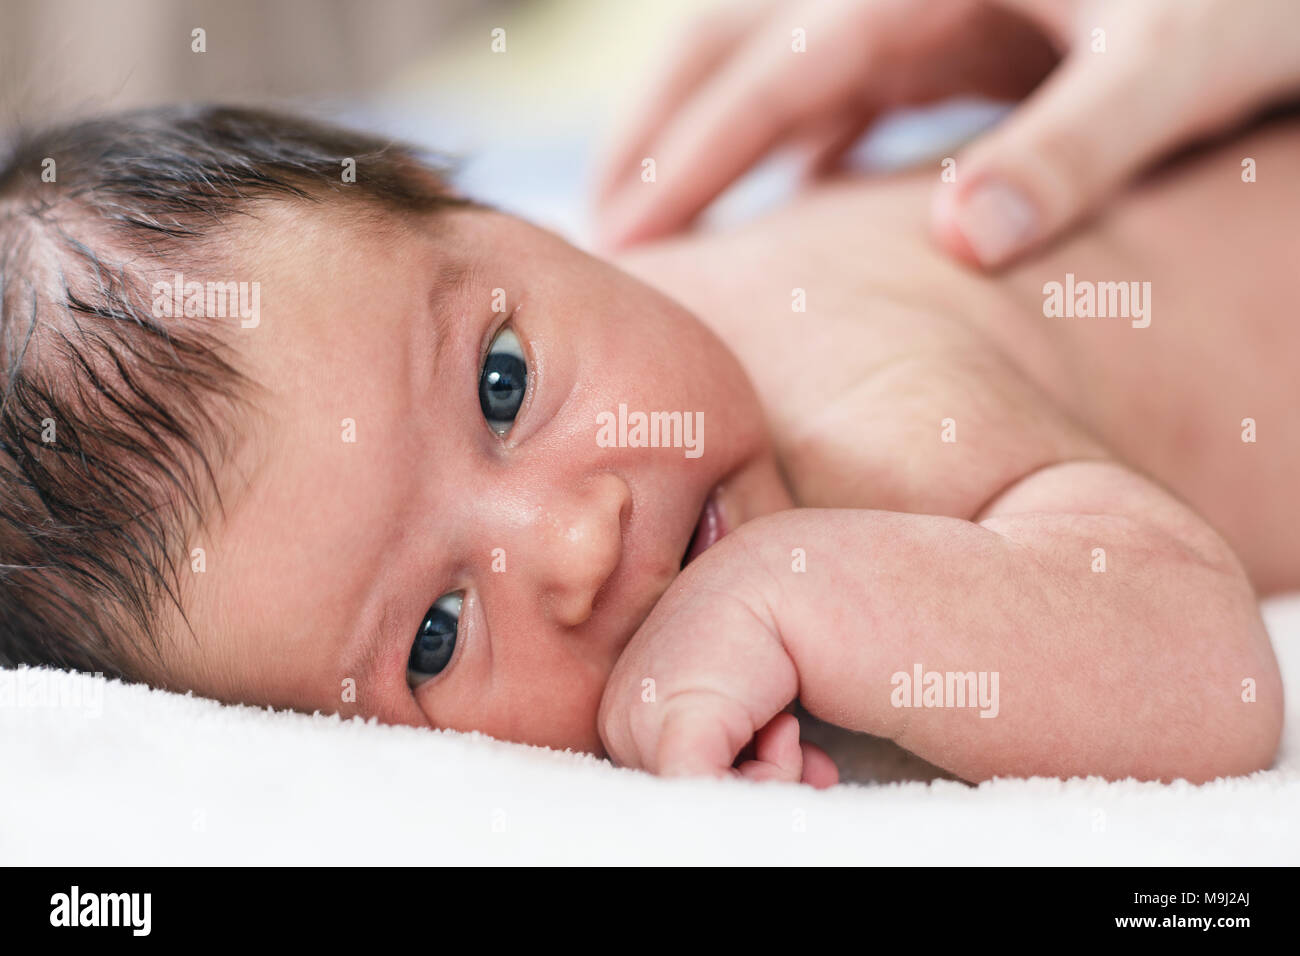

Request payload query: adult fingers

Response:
[596,0,885,247]
[592,2,764,206]
[931,30,1209,268]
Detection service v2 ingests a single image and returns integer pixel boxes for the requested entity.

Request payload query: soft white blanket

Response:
[2,596,1296,865]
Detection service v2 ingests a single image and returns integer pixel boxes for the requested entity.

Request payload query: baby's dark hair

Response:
[0,104,468,679]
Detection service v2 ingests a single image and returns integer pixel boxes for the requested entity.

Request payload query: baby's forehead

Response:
[236,196,462,263]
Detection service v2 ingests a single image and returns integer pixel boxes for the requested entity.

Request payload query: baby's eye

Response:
[479,326,527,435]
[408,592,462,686]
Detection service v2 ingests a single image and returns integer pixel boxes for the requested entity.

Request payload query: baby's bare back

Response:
[618,115,1300,593]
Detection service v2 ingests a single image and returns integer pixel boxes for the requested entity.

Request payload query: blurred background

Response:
[0,0,1004,244]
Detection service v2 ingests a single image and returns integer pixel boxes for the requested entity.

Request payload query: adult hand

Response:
[593,0,1300,267]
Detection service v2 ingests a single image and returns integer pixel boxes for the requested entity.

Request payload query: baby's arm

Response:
[599,460,1282,783]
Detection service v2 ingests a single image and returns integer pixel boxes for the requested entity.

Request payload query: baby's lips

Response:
[682,487,725,568]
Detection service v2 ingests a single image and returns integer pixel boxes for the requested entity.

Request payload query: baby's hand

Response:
[597,528,838,788]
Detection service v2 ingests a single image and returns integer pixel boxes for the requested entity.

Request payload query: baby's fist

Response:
[597,525,837,788]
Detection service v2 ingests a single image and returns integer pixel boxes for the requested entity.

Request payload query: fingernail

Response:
[953,180,1038,267]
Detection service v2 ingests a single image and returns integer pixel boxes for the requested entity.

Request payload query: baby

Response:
[0,106,1285,787]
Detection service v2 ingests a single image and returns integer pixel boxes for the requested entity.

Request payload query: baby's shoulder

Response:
[781,302,1104,518]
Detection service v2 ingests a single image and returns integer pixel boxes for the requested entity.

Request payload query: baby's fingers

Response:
[735,712,805,783]
[735,713,839,788]
[653,690,757,779]
[799,741,840,789]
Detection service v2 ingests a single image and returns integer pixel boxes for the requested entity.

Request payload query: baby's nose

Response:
[537,473,630,628]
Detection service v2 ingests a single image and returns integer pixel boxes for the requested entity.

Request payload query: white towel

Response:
[2,595,1296,865]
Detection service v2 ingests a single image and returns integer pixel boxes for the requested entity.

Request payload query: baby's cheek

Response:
[455,655,612,755]
[518,663,611,755]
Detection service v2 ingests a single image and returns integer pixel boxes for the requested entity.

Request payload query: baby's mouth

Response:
[681,487,727,569]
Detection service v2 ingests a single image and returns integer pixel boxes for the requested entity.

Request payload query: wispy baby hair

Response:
[0,104,467,677]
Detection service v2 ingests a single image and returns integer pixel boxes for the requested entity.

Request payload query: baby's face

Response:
[151,203,790,754]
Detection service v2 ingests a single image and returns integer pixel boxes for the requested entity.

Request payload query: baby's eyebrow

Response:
[431,253,484,320]
[396,254,477,404]
[434,258,477,298]
[424,257,479,368]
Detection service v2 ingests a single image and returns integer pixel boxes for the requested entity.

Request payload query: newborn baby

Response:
[0,106,1284,787]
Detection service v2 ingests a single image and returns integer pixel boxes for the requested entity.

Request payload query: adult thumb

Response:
[932,47,1197,268]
